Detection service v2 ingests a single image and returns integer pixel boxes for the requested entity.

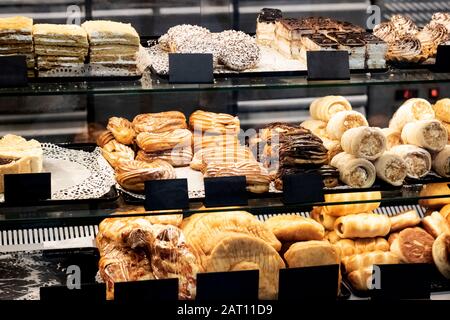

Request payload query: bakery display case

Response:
[1,0,450,304]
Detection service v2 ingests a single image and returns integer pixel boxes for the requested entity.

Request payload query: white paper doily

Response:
[0,144,115,202]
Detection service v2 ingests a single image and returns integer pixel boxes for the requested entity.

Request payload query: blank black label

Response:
[144,179,189,211]
[114,279,179,302]
[40,283,106,301]
[169,53,214,83]
[4,173,51,203]
[371,264,431,300]
[204,176,248,207]
[279,265,339,300]
[196,270,259,301]
[307,51,350,80]
[282,173,324,205]
[0,56,28,87]
[435,45,450,72]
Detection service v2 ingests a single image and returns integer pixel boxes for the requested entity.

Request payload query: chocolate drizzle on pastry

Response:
[0,158,15,165]
[274,165,339,190]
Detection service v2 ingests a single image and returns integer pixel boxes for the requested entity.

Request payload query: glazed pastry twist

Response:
[101,140,135,168]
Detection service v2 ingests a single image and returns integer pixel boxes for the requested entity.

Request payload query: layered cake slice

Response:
[256,8,282,46]
[326,32,366,69]
[300,33,339,62]
[360,32,387,69]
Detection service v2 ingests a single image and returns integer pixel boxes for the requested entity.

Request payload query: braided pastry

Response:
[136,129,192,153]
[132,111,187,134]
[101,140,135,168]
[107,117,136,145]
[189,110,240,135]
[115,159,176,192]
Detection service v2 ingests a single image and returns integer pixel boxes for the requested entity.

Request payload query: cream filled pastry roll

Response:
[381,128,402,150]
[341,126,386,160]
[326,110,368,140]
[374,152,407,186]
[309,95,352,122]
[334,213,391,239]
[433,145,450,177]
[390,144,431,179]
[401,120,448,152]
[389,98,435,132]
[330,152,376,188]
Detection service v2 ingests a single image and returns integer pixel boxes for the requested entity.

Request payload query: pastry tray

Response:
[0,143,119,208]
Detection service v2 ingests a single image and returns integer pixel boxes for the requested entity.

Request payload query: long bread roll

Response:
[374,152,407,186]
[401,120,448,152]
[330,152,376,188]
[326,111,368,140]
[390,144,431,179]
[322,191,381,217]
[342,251,400,274]
[389,209,421,232]
[381,128,402,150]
[334,238,390,257]
[334,213,391,238]
[341,126,386,160]
[310,95,352,121]
[433,145,450,177]
[310,207,337,231]
[389,98,435,132]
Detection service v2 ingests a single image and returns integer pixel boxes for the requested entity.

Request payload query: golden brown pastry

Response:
[310,207,337,231]
[334,213,391,238]
[192,133,240,152]
[388,232,399,246]
[190,146,255,172]
[374,152,407,186]
[96,130,115,148]
[418,182,450,209]
[325,230,341,244]
[132,111,187,133]
[347,267,374,291]
[101,140,135,168]
[264,215,325,242]
[432,233,450,279]
[401,120,448,152]
[422,211,450,238]
[136,129,192,153]
[107,117,136,145]
[309,95,352,122]
[432,145,450,177]
[334,238,390,257]
[326,110,368,140]
[330,152,376,188]
[433,98,450,123]
[321,191,381,217]
[341,127,386,160]
[381,128,402,150]
[390,144,431,179]
[390,227,434,263]
[284,240,340,268]
[342,251,400,274]
[115,159,176,192]
[136,147,192,167]
[440,204,450,225]
[389,209,421,232]
[389,98,435,133]
[385,35,424,64]
[300,119,327,138]
[189,110,240,135]
[206,235,285,300]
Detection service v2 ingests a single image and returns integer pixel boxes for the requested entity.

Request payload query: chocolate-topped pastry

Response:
[337,21,365,33]
[432,12,450,33]
[390,14,419,36]
[386,35,424,64]
[326,32,365,69]
[417,22,449,58]
[256,8,283,46]
[274,165,339,190]
[373,22,399,43]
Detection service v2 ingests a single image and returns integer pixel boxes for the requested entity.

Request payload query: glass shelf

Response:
[1,68,450,96]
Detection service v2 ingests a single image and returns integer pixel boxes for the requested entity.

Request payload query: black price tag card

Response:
[0,55,28,87]
[144,178,189,211]
[4,172,51,203]
[307,51,350,80]
[169,53,214,84]
[371,264,431,300]
[196,270,259,301]
[282,173,324,205]
[40,283,106,301]
[278,264,339,301]
[114,279,179,302]
[204,176,248,208]
[435,45,450,72]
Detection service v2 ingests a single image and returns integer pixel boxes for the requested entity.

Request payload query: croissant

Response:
[321,191,381,217]
[389,98,435,132]
[132,111,187,133]
[326,110,368,140]
[136,129,192,153]
[374,152,407,186]
[330,152,376,188]
[341,126,386,160]
[401,120,447,152]
[115,159,176,192]
[107,117,136,145]
[390,144,431,179]
[381,128,402,150]
[342,251,400,274]
[101,140,135,168]
[309,96,352,121]
[432,145,450,177]
[334,213,391,239]
[389,209,421,232]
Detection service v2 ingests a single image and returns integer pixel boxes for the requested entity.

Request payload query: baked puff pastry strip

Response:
[381,128,402,150]
[334,213,391,239]
[309,95,352,122]
[342,251,400,274]
[374,152,407,186]
[330,152,376,188]
[326,110,368,140]
[96,130,115,148]
[389,209,421,232]
[107,117,136,145]
[189,110,240,135]
[136,129,192,153]
[433,145,450,177]
[101,140,135,169]
[132,111,187,134]
[401,119,448,152]
[341,126,386,160]
[322,191,381,217]
[390,144,431,179]
[389,98,435,133]
[334,238,390,257]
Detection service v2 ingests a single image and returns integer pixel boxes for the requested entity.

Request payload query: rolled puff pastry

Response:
[374,152,407,186]
[390,144,431,179]
[389,98,435,132]
[101,140,135,168]
[381,128,402,150]
[300,119,327,137]
[321,191,381,217]
[326,110,368,140]
[341,126,386,160]
[401,120,448,152]
[334,213,391,238]
[310,95,352,121]
[418,182,450,209]
[310,207,337,231]
[433,98,450,123]
[264,215,325,241]
[389,209,421,232]
[107,117,135,145]
[330,152,376,188]
[433,145,450,177]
